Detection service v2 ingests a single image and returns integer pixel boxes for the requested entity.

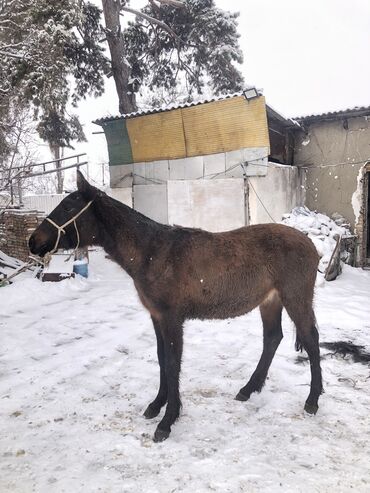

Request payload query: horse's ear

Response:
[76,170,97,200]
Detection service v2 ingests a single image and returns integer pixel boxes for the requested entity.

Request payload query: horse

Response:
[29,171,323,442]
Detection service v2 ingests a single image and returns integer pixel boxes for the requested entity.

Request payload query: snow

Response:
[282,207,353,273]
[1,250,370,492]
[42,253,74,274]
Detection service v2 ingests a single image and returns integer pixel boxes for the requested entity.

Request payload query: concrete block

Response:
[224,151,245,178]
[169,157,204,180]
[203,153,226,178]
[146,160,169,183]
[133,184,168,224]
[109,164,133,188]
[245,156,268,176]
[225,147,268,178]
[169,159,186,180]
[167,181,193,227]
[184,156,204,180]
[243,147,269,176]
[107,188,133,207]
[133,162,146,185]
[168,178,245,232]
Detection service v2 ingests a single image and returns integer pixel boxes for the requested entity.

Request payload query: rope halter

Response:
[45,199,94,256]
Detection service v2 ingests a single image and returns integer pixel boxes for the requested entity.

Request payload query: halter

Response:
[45,200,94,256]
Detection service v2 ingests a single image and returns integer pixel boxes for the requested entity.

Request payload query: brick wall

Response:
[0,209,44,262]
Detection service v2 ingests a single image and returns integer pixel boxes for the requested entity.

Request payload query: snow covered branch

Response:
[120,5,183,45]
[151,0,186,8]
[0,49,25,59]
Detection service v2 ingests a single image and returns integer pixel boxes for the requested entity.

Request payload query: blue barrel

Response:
[73,261,88,278]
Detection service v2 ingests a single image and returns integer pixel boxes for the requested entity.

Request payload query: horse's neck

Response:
[95,195,161,275]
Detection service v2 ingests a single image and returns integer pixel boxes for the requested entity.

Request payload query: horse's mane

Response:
[97,192,170,233]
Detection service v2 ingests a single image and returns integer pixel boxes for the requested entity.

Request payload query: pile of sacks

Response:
[282,206,352,273]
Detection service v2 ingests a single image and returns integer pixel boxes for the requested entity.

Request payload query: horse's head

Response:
[29,171,102,257]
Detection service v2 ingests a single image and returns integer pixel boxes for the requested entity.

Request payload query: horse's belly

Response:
[188,297,258,321]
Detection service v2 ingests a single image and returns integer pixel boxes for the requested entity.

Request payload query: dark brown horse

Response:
[29,171,322,442]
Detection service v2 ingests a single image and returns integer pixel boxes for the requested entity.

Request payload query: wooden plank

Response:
[0,249,23,269]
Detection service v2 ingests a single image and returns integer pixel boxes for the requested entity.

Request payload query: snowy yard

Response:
[1,250,370,493]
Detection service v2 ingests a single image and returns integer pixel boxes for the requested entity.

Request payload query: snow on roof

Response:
[93,89,299,129]
[93,91,253,124]
[294,105,370,123]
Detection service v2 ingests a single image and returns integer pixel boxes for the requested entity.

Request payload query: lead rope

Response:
[44,199,93,265]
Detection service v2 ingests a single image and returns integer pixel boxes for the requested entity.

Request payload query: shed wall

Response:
[294,116,370,227]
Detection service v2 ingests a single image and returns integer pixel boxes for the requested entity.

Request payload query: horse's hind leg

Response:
[236,291,283,401]
[283,299,322,414]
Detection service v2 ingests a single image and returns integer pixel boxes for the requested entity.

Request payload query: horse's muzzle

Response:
[28,234,50,257]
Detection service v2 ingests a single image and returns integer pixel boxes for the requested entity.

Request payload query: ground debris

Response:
[320,341,370,364]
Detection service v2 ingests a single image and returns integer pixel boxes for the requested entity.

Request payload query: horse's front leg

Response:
[143,317,168,419]
[153,315,183,442]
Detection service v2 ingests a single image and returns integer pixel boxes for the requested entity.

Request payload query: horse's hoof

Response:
[143,405,160,419]
[235,390,250,401]
[304,402,318,415]
[153,428,170,443]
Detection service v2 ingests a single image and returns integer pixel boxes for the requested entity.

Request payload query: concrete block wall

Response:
[110,146,269,188]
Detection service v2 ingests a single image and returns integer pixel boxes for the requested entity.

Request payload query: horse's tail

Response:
[295,316,319,352]
[295,334,303,352]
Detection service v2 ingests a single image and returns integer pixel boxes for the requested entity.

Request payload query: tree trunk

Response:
[52,145,63,194]
[101,0,137,114]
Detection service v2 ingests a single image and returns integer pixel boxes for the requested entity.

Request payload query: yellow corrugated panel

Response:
[127,109,186,162]
[181,96,269,157]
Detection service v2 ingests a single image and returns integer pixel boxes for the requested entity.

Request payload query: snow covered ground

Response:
[1,250,370,493]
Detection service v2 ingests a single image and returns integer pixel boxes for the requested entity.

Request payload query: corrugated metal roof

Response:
[93,91,249,124]
[93,89,299,129]
[295,105,370,123]
[265,104,300,128]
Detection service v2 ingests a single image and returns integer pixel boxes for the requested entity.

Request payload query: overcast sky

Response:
[76,0,370,181]
[219,0,370,117]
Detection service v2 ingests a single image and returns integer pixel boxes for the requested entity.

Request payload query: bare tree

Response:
[0,107,39,203]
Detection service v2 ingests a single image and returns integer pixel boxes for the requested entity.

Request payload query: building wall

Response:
[294,116,370,227]
[131,165,301,231]
[167,179,245,232]
[248,164,303,224]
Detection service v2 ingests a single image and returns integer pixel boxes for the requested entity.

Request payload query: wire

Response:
[132,173,166,185]
[246,177,276,223]
[298,158,369,169]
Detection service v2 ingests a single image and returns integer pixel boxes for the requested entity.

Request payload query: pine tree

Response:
[102,0,244,114]
[0,0,109,153]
